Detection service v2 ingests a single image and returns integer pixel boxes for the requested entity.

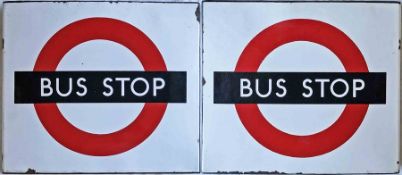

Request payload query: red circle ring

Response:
[33,18,167,156]
[235,19,369,157]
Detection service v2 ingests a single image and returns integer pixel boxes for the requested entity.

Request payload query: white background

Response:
[0,0,401,174]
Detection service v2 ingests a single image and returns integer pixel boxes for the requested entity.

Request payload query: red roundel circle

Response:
[235,19,369,157]
[33,18,167,156]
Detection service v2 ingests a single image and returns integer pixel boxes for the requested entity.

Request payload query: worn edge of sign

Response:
[2,2,7,174]
[4,0,400,2]
[196,2,203,174]
[396,4,401,175]
[3,0,199,4]
[1,1,4,175]
[202,0,401,3]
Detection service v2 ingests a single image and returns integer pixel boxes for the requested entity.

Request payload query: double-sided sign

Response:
[3,1,401,174]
